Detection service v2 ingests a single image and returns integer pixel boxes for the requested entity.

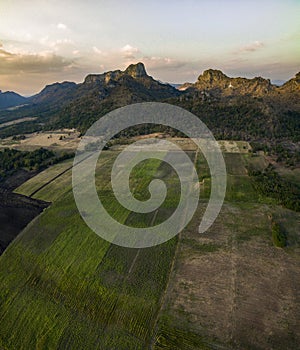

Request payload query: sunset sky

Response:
[0,0,299,95]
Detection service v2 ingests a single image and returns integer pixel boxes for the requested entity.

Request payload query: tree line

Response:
[0,148,74,181]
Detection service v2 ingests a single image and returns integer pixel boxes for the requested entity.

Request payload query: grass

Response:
[225,175,259,202]
[223,153,247,175]
[271,208,300,249]
[181,238,221,253]
[153,313,214,349]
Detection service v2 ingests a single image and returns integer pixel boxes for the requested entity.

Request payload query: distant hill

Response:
[0,63,299,142]
[29,81,77,105]
[168,83,183,89]
[272,80,285,86]
[0,91,27,110]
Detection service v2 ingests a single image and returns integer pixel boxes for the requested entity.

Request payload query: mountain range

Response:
[0,62,299,142]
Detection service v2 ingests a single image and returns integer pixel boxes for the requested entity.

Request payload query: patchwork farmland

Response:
[0,140,299,349]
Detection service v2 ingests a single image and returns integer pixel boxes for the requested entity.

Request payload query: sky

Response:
[0,0,299,95]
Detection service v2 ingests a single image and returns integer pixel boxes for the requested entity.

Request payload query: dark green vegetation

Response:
[173,97,299,141]
[0,145,299,349]
[0,148,74,182]
[248,164,300,211]
[271,221,287,248]
[250,141,300,167]
[0,148,54,179]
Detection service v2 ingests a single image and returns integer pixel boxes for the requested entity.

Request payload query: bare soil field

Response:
[0,170,49,255]
[154,203,300,349]
[0,129,80,151]
[218,140,252,153]
[0,117,37,129]
[126,134,252,153]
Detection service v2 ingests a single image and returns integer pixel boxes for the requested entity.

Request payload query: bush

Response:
[12,134,26,141]
[272,221,287,248]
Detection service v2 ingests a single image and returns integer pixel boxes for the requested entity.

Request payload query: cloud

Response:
[142,56,186,70]
[237,41,265,53]
[93,46,102,55]
[57,23,67,30]
[0,47,74,74]
[121,44,139,59]
[0,48,14,57]
[39,36,49,45]
[37,36,76,56]
[49,38,74,50]
[35,36,76,58]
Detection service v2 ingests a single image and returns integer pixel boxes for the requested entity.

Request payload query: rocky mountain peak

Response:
[84,63,148,85]
[199,69,229,83]
[294,72,300,82]
[187,68,276,96]
[124,62,148,78]
[280,72,300,93]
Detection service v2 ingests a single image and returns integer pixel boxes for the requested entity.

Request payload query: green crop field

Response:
[1,145,300,350]
[0,149,193,350]
[15,158,74,198]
